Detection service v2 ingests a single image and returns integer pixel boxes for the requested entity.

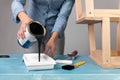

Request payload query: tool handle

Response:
[68,50,78,57]
[74,61,86,67]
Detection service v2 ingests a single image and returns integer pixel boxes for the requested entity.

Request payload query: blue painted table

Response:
[0,54,120,80]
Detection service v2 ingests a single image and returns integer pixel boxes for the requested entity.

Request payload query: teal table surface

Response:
[0,54,120,80]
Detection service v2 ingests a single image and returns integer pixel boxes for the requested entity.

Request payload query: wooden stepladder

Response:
[75,0,120,68]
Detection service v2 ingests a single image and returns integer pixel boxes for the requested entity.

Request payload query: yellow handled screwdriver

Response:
[62,61,86,70]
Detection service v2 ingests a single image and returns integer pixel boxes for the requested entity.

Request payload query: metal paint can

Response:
[17,21,46,48]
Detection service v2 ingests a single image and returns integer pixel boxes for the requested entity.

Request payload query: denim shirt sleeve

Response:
[52,0,75,35]
[11,0,26,23]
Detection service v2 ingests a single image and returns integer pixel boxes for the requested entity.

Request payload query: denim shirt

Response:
[11,0,74,38]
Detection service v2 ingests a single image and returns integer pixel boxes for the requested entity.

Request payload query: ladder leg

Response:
[102,18,111,65]
[88,24,96,56]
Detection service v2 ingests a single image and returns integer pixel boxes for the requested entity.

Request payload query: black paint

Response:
[62,65,75,70]
[29,22,44,36]
[29,22,45,62]
[35,35,43,62]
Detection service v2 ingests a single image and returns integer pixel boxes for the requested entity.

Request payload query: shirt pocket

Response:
[51,0,65,10]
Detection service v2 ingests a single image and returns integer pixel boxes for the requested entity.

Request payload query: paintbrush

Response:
[62,61,86,70]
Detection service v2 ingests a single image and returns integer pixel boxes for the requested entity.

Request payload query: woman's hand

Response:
[44,32,59,57]
[44,38,56,57]
[17,12,32,39]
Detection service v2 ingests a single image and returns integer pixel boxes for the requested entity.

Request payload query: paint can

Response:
[17,21,46,48]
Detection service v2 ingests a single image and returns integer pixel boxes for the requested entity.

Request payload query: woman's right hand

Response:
[17,12,32,39]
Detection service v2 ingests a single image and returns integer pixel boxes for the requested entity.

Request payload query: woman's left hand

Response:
[43,32,59,57]
[44,38,56,57]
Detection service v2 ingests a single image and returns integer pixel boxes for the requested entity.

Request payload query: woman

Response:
[11,0,74,57]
